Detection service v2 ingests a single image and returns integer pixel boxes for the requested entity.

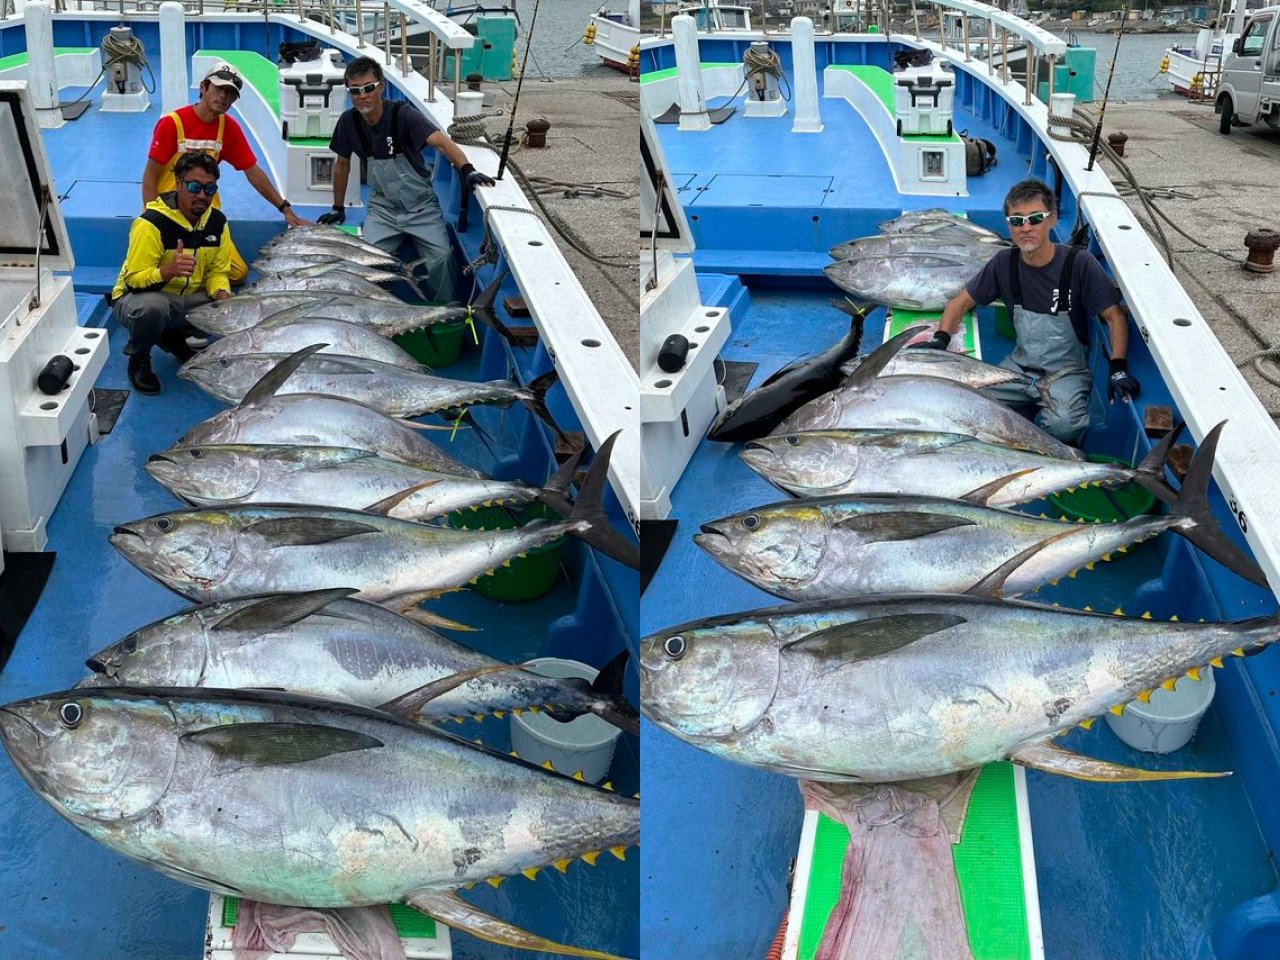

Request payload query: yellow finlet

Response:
[1112,607,1124,616]
[1187,667,1201,681]
[473,714,485,722]
[1068,569,1078,578]
[572,771,586,782]
[493,710,505,719]
[1233,648,1246,657]
[602,781,614,792]
[582,851,600,866]
[1210,656,1224,668]
[609,846,627,861]
[1141,611,1152,620]
[1136,690,1152,703]
[1161,678,1178,691]
[487,876,503,888]
[553,859,571,874]
[1079,717,1095,730]
[1109,704,1125,716]
[1084,562,1095,571]
[1170,615,1179,622]
[522,867,539,881]
[541,759,555,770]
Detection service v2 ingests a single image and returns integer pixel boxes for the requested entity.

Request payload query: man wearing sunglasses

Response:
[111,152,233,395]
[141,60,309,285]
[923,177,1138,444]
[317,56,495,302]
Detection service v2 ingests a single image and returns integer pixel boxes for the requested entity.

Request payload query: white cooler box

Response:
[893,61,955,137]
[279,49,347,140]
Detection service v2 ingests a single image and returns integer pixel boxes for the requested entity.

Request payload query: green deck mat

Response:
[196,49,281,116]
[221,897,438,939]
[887,307,978,356]
[827,64,959,143]
[798,763,1030,960]
[640,62,742,84]
[0,48,97,72]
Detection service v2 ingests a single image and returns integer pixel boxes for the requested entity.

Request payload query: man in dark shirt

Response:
[922,178,1140,443]
[317,56,494,302]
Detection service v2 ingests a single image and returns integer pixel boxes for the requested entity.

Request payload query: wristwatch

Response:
[277,199,292,212]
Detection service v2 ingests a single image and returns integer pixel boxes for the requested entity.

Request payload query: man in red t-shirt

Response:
[142,61,310,283]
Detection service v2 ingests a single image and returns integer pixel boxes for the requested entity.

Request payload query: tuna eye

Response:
[785,435,799,446]
[663,636,687,660]
[189,448,203,459]
[741,515,760,530]
[120,637,137,654]
[156,518,173,532]
[217,359,228,368]
[58,702,84,728]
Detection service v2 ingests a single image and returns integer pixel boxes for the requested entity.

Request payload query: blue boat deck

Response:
[0,32,638,960]
[642,42,1280,960]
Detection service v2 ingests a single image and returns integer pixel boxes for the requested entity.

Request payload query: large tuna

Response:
[0,686,637,958]
[195,314,422,371]
[878,209,1006,241]
[827,231,1009,263]
[641,593,1280,782]
[823,253,981,311]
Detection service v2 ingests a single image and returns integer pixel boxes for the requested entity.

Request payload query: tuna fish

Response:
[175,347,481,477]
[837,348,1033,392]
[248,264,409,300]
[79,588,638,734]
[187,292,467,337]
[699,423,1266,599]
[827,232,1009,263]
[640,593,1280,782]
[0,686,637,958]
[878,209,1006,241]
[706,302,869,443]
[145,443,574,521]
[776,328,1086,461]
[252,253,428,300]
[195,314,422,371]
[741,427,1181,506]
[111,432,639,605]
[180,350,561,429]
[823,253,985,311]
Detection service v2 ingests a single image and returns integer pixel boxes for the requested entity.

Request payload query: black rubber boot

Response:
[128,353,160,395]
[159,329,197,365]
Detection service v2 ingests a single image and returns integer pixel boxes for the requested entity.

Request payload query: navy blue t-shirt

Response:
[328,101,438,180]
[966,245,1122,344]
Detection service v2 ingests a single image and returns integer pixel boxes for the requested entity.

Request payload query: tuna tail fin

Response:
[521,369,566,439]
[1010,740,1230,781]
[1030,368,1068,419]
[404,891,634,960]
[536,446,588,518]
[1131,420,1185,507]
[398,257,431,300]
[240,343,329,407]
[587,649,640,736]
[1169,420,1270,589]
[830,297,870,353]
[467,268,520,342]
[566,431,640,570]
[842,324,931,388]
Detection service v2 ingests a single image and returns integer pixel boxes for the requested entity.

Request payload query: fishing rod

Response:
[1087,3,1130,171]
[496,0,545,181]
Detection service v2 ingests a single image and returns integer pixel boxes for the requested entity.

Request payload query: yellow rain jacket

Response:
[111,195,233,302]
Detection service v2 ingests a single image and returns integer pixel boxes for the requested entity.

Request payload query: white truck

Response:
[1216,4,1280,133]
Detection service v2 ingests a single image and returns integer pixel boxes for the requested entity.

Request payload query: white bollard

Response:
[22,1,62,129]
[159,2,188,114]
[454,90,483,119]
[791,17,823,133]
[1049,92,1075,138]
[673,15,711,132]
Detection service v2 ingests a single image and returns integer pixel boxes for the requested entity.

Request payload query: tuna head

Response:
[695,505,828,588]
[110,511,239,595]
[0,691,177,822]
[82,614,209,688]
[741,433,861,493]
[146,447,264,504]
[640,619,780,741]
[175,352,233,398]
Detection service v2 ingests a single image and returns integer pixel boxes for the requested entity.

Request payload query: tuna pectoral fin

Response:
[834,511,975,542]
[966,527,1082,598]
[1170,421,1270,588]
[404,891,633,960]
[387,594,479,632]
[183,722,384,766]
[245,517,381,547]
[959,468,1041,506]
[240,343,329,406]
[363,480,442,516]
[211,588,359,633]
[783,613,966,662]
[1009,741,1230,781]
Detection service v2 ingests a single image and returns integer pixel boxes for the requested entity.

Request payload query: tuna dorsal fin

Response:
[364,480,443,516]
[379,662,535,719]
[834,511,976,543]
[966,526,1081,598]
[783,613,966,662]
[211,588,360,633]
[959,468,1041,506]
[241,343,330,406]
[403,890,633,960]
[841,325,930,388]
[255,298,337,330]
[245,516,380,546]
[183,722,384,765]
[1009,740,1229,781]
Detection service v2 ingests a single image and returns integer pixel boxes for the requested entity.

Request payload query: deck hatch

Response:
[0,84,73,270]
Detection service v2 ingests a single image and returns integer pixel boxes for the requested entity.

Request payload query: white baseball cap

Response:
[202,61,244,92]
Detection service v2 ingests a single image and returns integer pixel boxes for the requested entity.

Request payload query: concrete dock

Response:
[1099,97,1280,415]
[479,71,640,369]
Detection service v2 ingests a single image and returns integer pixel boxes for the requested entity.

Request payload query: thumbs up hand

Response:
[163,239,197,281]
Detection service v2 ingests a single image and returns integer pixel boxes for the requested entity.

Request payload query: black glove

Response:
[911,329,952,350]
[317,206,345,226]
[1108,358,1141,403]
[460,163,495,188]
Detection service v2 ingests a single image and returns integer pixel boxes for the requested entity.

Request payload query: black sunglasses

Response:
[346,80,381,95]
[207,68,243,91]
[182,180,218,197]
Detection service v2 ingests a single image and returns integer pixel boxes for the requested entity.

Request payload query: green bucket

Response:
[994,302,1014,340]
[1047,454,1157,523]
[394,319,469,368]
[448,503,565,601]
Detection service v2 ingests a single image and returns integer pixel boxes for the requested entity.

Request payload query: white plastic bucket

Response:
[1104,670,1217,754]
[509,658,620,783]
